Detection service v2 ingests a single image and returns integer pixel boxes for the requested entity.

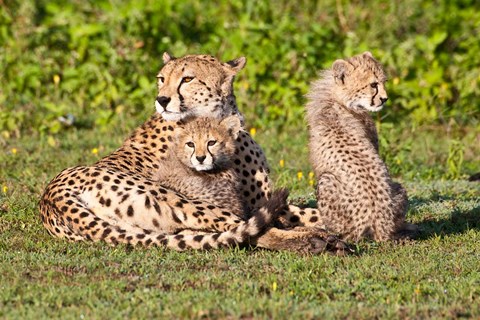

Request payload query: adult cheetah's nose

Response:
[380,97,388,104]
[156,96,171,108]
[196,155,206,163]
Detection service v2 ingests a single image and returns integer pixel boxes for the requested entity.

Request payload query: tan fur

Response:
[305,52,415,241]
[155,53,246,122]
[156,116,246,216]
[39,53,347,253]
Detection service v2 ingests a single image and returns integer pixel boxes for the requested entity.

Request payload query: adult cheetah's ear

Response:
[220,115,242,139]
[332,59,351,85]
[163,52,175,64]
[225,57,247,73]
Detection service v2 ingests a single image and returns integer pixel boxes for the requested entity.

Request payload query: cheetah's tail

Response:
[226,187,289,240]
[39,188,288,251]
[166,187,289,250]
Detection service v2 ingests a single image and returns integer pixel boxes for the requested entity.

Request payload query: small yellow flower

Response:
[279,159,285,168]
[91,148,99,155]
[249,127,257,137]
[2,186,7,194]
[47,136,57,147]
[414,286,421,295]
[309,180,314,187]
[396,158,401,165]
[53,74,61,85]
[393,77,400,85]
[297,171,303,181]
[115,104,125,114]
[11,148,17,155]
[308,171,314,179]
[289,290,294,296]
[272,281,277,292]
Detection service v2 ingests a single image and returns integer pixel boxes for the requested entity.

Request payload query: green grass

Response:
[1,115,479,319]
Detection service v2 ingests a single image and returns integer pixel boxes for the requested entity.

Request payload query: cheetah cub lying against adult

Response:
[157,115,289,234]
[306,51,416,241]
[157,115,248,217]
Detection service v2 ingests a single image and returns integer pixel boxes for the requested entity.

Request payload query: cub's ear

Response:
[362,51,374,58]
[332,59,350,85]
[173,125,186,143]
[163,52,175,64]
[220,115,242,139]
[225,57,247,73]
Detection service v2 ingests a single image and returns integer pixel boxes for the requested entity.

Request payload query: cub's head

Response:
[175,115,242,172]
[332,51,388,112]
[155,53,246,121]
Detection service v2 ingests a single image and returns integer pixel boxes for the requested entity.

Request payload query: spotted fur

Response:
[305,51,416,241]
[39,53,347,254]
[156,116,246,215]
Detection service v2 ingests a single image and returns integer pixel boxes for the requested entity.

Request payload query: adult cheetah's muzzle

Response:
[156,96,171,108]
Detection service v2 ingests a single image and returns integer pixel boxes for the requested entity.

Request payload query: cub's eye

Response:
[207,140,217,147]
[370,82,378,88]
[186,142,195,148]
[182,77,194,83]
[157,76,165,83]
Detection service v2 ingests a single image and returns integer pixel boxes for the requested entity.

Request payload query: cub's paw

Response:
[308,234,353,256]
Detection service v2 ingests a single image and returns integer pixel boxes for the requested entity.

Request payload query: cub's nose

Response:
[380,97,388,104]
[156,96,171,108]
[196,155,207,163]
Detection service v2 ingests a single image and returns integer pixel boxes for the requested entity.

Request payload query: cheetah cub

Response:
[157,115,281,220]
[306,51,416,241]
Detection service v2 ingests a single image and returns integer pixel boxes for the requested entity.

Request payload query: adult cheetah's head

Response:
[332,51,388,112]
[155,53,246,122]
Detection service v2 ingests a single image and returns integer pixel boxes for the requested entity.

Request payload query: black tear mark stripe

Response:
[177,82,185,102]
[371,85,379,106]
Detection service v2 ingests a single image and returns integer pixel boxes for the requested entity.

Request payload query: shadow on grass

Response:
[290,189,479,255]
[408,194,480,240]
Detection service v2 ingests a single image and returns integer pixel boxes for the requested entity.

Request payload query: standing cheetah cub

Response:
[306,51,416,241]
[156,115,247,217]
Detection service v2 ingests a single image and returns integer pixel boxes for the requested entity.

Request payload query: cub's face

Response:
[155,53,246,121]
[332,51,388,112]
[175,116,241,172]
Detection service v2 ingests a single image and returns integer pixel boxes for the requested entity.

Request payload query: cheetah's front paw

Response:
[308,234,353,256]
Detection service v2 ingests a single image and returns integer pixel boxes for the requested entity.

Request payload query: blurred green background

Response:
[1,0,479,181]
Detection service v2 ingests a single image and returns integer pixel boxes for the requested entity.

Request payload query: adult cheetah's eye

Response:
[186,142,195,148]
[207,140,217,147]
[370,82,378,88]
[157,76,165,83]
[182,76,194,83]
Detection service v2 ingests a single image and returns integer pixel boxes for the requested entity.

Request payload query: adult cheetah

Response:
[39,53,346,253]
[305,51,417,241]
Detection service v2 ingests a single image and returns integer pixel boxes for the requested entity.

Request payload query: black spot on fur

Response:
[193,235,204,242]
[127,205,134,217]
[178,240,186,250]
[289,216,300,223]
